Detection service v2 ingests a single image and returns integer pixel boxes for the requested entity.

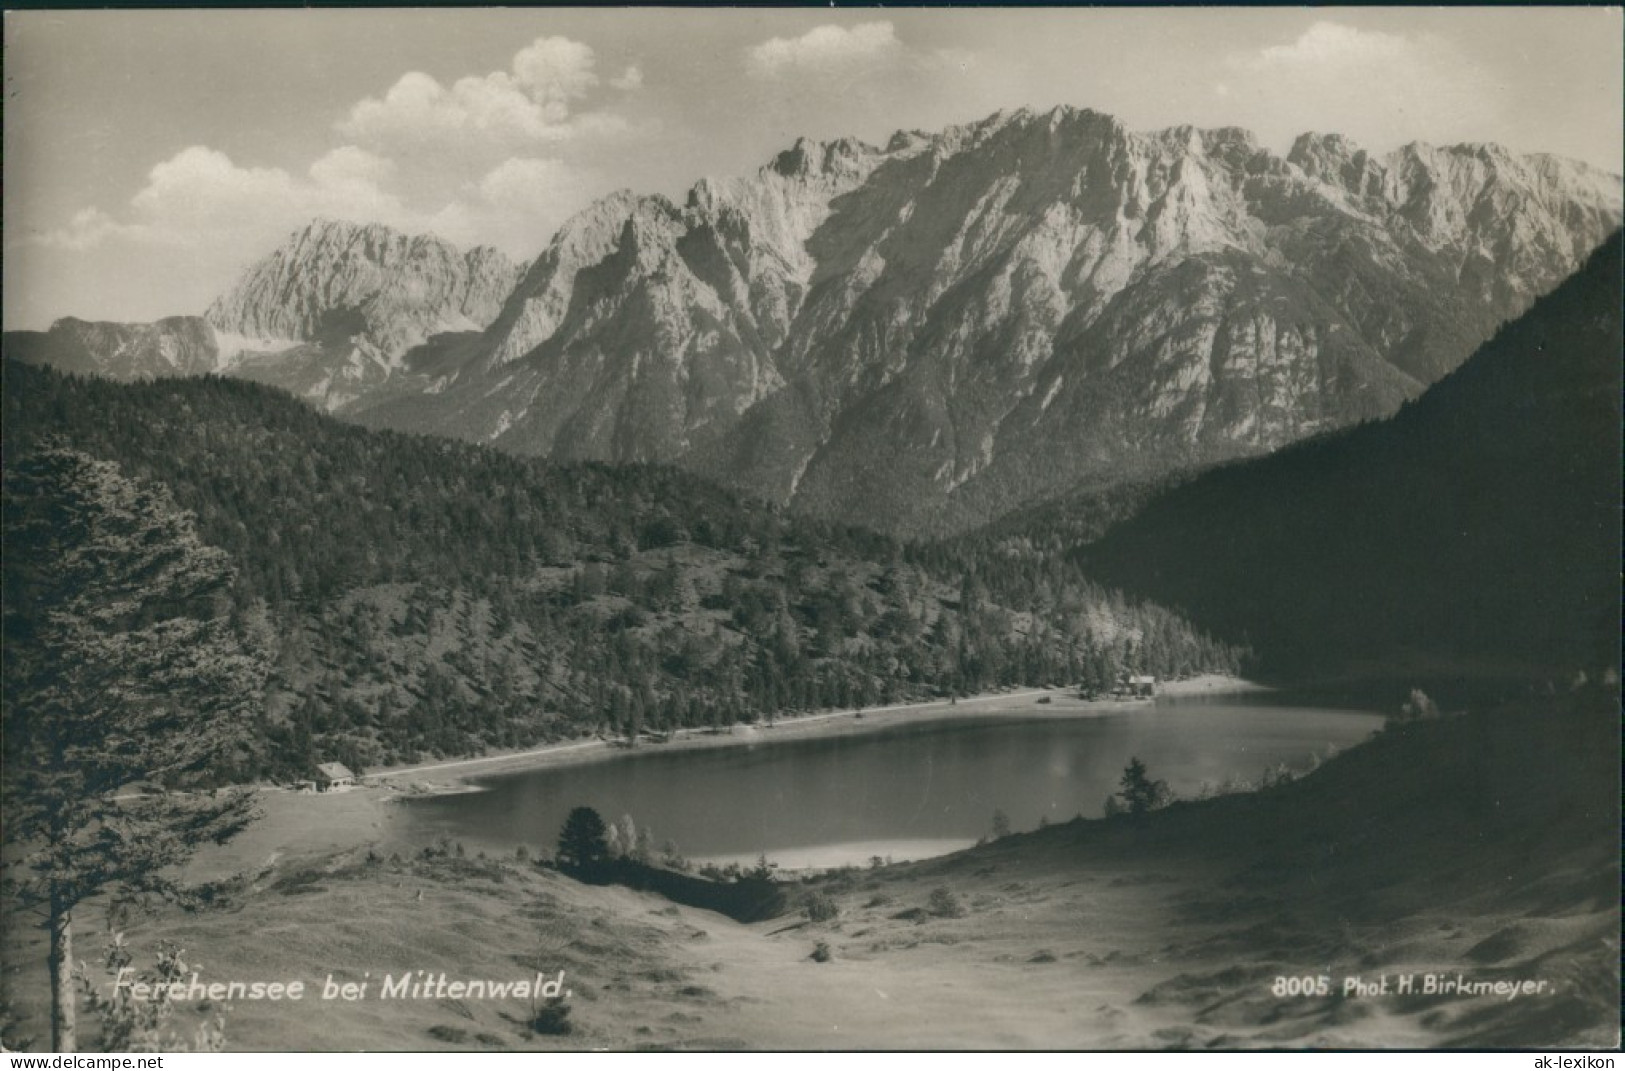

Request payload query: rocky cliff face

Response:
[3,316,221,380]
[203,219,522,410]
[368,137,886,460]
[207,219,521,354]
[354,107,1620,534]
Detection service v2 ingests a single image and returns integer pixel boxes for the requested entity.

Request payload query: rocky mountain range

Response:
[9,106,1619,535]
[352,107,1621,533]
[5,315,221,381]
[205,220,523,409]
[8,220,523,412]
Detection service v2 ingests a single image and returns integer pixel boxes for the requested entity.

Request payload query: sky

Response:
[4,7,1621,329]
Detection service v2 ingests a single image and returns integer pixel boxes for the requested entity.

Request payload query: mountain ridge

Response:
[349,104,1620,534]
[9,219,525,413]
[9,104,1619,536]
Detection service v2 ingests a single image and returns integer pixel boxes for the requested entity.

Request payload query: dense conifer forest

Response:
[3,360,1241,781]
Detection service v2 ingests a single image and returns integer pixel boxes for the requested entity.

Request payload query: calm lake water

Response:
[396,694,1383,868]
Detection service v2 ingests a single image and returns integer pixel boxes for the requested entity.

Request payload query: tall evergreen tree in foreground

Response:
[555,806,609,872]
[2,445,268,1052]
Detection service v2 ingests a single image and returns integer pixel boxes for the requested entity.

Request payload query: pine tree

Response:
[2,446,268,1052]
[555,806,609,871]
[1115,757,1173,818]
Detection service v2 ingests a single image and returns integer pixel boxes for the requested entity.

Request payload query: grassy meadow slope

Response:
[3,685,1611,1050]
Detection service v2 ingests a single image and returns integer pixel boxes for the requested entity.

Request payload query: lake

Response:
[395,693,1383,869]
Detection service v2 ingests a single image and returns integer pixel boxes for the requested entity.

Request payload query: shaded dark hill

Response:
[1079,233,1622,677]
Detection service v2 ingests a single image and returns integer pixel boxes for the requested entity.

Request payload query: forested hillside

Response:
[2,361,1240,780]
[944,477,1182,563]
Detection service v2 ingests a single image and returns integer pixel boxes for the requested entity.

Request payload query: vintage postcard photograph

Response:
[1,6,1620,1053]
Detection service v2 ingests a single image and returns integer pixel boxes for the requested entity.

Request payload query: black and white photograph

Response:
[1,6,1620,1054]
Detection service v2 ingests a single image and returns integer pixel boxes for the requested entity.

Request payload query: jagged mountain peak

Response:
[279,216,466,261]
[194,216,524,411]
[886,128,933,153]
[543,190,644,250]
[1287,132,1624,204]
[1288,130,1366,160]
[286,214,512,257]
[1146,122,1259,153]
[920,104,1126,159]
[769,135,882,181]
[1287,131,1380,196]
[294,215,386,238]
[206,218,522,354]
[935,106,1270,163]
[477,130,898,377]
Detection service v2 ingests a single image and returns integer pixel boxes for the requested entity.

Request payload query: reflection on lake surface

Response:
[395,695,1382,868]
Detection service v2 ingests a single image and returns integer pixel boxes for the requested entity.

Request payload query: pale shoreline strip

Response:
[366,674,1264,792]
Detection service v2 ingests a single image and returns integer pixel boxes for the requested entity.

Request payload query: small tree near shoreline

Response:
[555,806,609,871]
[1114,757,1173,818]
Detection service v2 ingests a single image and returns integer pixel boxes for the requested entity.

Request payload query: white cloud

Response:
[35,207,156,252]
[476,157,576,209]
[511,36,599,106]
[308,145,397,190]
[1227,21,1505,150]
[119,146,409,249]
[337,35,618,162]
[35,35,632,269]
[46,145,376,252]
[41,142,591,264]
[339,70,567,156]
[745,22,904,80]
[419,156,596,253]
